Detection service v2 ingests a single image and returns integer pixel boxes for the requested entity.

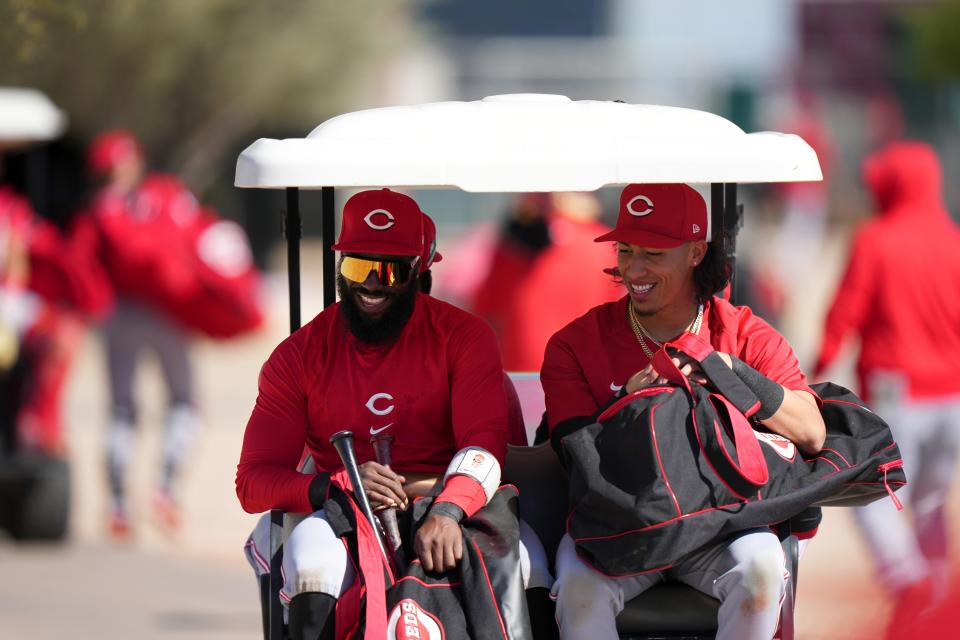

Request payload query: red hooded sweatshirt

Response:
[813,142,960,402]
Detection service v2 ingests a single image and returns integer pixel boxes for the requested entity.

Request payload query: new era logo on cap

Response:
[594,183,709,249]
[333,189,425,257]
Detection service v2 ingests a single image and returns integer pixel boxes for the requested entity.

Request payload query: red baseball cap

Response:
[88,129,142,176]
[594,183,709,248]
[421,213,443,269]
[333,188,425,258]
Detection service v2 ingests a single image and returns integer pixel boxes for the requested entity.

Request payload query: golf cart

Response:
[234,93,822,639]
[0,88,71,541]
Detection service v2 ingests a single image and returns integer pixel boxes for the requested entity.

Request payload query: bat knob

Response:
[329,430,354,445]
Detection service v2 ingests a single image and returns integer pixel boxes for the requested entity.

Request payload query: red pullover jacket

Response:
[814,142,960,402]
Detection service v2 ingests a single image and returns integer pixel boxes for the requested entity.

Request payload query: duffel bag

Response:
[563,333,905,576]
[323,477,532,640]
[162,208,265,339]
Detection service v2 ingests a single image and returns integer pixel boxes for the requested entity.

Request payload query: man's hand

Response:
[626,351,734,393]
[359,461,408,510]
[666,349,734,386]
[625,364,668,393]
[414,513,463,573]
[714,351,733,368]
[666,351,710,385]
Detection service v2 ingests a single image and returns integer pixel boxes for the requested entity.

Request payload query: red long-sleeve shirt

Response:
[814,142,960,402]
[236,293,508,515]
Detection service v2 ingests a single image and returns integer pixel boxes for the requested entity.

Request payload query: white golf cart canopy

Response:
[235,94,821,192]
[0,87,66,143]
[234,94,823,329]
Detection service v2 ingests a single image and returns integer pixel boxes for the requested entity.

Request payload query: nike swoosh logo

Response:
[369,423,394,436]
[610,383,623,393]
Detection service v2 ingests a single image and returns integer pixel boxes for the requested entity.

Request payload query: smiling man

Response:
[541,183,826,640]
[236,189,549,640]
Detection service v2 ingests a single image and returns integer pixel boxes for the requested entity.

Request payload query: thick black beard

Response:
[337,275,419,345]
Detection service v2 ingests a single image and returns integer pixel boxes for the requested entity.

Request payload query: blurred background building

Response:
[2,1,959,638]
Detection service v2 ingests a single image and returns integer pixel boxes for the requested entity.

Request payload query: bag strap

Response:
[653,333,761,418]
[329,470,390,640]
[652,333,768,495]
[698,394,769,496]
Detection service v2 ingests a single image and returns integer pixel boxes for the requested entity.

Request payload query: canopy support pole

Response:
[272,187,301,640]
[322,186,336,309]
[284,187,302,333]
[711,183,742,304]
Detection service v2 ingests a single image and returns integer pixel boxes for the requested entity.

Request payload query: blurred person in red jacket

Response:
[472,192,621,371]
[813,141,960,636]
[88,131,260,537]
[1,173,111,456]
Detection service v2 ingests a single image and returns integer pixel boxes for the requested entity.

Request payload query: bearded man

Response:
[237,188,550,640]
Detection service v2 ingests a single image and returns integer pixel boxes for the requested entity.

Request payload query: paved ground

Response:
[0,542,260,639]
[2,240,956,639]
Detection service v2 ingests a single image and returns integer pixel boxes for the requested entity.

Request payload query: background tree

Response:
[902,0,960,82]
[0,0,417,198]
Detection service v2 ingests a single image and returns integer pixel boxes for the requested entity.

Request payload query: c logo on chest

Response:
[366,392,395,416]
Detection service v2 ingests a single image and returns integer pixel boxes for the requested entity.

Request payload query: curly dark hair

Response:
[693,234,733,303]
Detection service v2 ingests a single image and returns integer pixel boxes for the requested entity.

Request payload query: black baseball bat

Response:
[370,434,408,573]
[329,430,392,567]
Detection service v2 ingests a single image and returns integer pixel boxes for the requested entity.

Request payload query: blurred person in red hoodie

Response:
[87,130,205,538]
[813,141,960,637]
[472,192,621,372]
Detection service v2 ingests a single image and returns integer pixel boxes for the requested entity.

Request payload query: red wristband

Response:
[434,475,487,518]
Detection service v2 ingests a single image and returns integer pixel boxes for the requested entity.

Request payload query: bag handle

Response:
[699,394,769,496]
[652,333,761,418]
[652,333,769,495]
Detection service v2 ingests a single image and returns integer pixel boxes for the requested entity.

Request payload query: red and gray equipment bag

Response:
[165,206,265,338]
[323,477,532,640]
[562,333,906,577]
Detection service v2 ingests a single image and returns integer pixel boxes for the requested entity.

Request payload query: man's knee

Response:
[553,552,622,616]
[727,549,787,613]
[284,547,350,597]
[282,513,353,598]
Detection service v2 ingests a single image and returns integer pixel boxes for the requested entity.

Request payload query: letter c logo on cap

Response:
[626,195,654,217]
[364,209,395,231]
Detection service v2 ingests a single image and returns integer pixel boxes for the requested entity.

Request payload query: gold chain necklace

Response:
[627,301,703,359]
